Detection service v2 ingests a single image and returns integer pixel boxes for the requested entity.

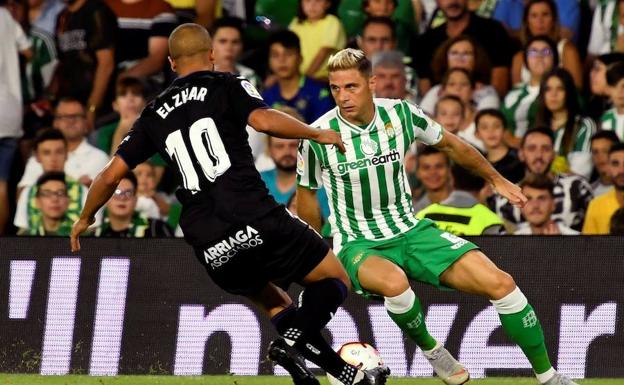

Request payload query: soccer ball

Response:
[326,342,384,385]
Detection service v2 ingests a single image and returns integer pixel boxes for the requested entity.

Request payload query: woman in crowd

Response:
[534,68,596,178]
[420,35,499,116]
[502,35,558,148]
[511,0,582,88]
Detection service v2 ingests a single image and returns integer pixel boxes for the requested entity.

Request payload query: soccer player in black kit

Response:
[70,24,389,385]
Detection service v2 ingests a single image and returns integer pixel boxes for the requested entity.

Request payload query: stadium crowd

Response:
[1,0,624,237]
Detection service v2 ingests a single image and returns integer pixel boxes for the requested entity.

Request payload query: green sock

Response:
[387,295,437,351]
[498,304,552,374]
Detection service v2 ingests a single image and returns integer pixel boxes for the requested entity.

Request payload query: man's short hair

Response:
[609,142,624,156]
[475,108,507,129]
[606,61,624,86]
[209,16,244,37]
[33,128,67,151]
[267,29,301,53]
[362,16,395,39]
[521,127,554,148]
[116,76,145,97]
[371,50,404,71]
[416,146,450,165]
[434,94,465,116]
[363,0,397,8]
[519,173,554,196]
[55,96,85,110]
[122,171,138,191]
[36,171,67,190]
[590,130,620,146]
[451,164,485,192]
[328,48,371,77]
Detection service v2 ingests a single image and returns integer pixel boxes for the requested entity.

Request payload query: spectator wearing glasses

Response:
[511,0,582,89]
[14,129,96,234]
[420,35,498,116]
[96,171,172,237]
[18,97,110,191]
[19,171,74,236]
[502,35,558,148]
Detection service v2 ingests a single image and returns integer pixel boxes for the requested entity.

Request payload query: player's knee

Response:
[379,270,410,297]
[488,270,516,300]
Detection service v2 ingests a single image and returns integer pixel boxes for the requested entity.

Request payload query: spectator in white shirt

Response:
[18,97,110,195]
[514,173,579,235]
[0,2,32,234]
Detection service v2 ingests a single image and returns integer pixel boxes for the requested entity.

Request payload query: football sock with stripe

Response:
[385,288,438,351]
[491,287,553,381]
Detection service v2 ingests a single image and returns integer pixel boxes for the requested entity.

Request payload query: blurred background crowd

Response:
[1,0,624,238]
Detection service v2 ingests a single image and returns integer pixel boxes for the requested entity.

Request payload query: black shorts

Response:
[192,207,330,296]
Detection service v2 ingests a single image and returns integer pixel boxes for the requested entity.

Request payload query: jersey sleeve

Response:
[115,116,158,169]
[402,101,443,146]
[296,139,323,190]
[227,75,269,123]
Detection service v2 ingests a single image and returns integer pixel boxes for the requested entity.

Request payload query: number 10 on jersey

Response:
[165,117,231,190]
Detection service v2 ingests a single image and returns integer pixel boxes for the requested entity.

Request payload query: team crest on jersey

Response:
[241,80,263,100]
[296,151,305,175]
[384,122,396,137]
[296,99,308,110]
[360,138,378,156]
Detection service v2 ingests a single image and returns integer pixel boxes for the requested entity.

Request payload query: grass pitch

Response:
[0,376,620,385]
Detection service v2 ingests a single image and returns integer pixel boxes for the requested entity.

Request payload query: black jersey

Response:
[116,70,279,246]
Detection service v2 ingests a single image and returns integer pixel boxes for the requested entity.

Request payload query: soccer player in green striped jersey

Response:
[297,49,579,385]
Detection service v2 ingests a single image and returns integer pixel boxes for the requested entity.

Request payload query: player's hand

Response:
[314,129,346,153]
[70,217,95,252]
[492,177,527,208]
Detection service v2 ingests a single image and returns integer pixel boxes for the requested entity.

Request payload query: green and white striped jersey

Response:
[501,83,539,138]
[600,107,624,141]
[297,98,443,249]
[553,116,596,155]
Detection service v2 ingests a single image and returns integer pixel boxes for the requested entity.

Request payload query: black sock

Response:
[271,283,359,384]
[287,278,348,340]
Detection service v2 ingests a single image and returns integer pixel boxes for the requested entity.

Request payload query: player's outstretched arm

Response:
[434,130,528,208]
[70,156,130,252]
[296,186,322,233]
[248,108,345,153]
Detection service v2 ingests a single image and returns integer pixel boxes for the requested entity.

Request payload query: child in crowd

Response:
[433,94,464,135]
[475,109,525,183]
[133,162,170,220]
[289,0,346,80]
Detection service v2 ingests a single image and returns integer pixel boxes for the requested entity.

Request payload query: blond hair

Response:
[327,48,371,76]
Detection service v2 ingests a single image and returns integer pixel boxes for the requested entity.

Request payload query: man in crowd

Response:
[413,0,513,96]
[413,146,452,213]
[96,172,172,237]
[19,171,74,236]
[14,129,92,233]
[589,131,620,196]
[490,127,593,232]
[53,0,117,124]
[18,98,110,193]
[514,174,579,235]
[416,163,504,235]
[372,50,416,102]
[583,143,624,234]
